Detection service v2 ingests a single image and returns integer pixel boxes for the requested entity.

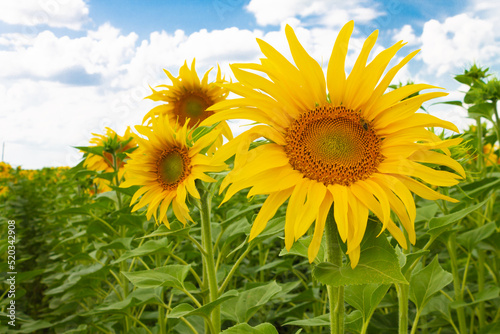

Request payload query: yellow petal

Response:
[374,92,448,129]
[378,159,461,187]
[362,50,420,113]
[308,190,333,263]
[366,84,441,120]
[343,29,378,107]
[356,179,391,231]
[285,179,311,250]
[328,184,349,242]
[409,150,466,178]
[327,21,354,106]
[395,175,459,203]
[295,181,327,240]
[346,192,368,251]
[285,25,326,106]
[250,188,294,240]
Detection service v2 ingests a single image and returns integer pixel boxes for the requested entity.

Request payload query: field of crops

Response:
[1,37,500,334]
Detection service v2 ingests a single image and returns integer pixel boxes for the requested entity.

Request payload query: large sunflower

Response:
[84,127,137,192]
[203,21,464,268]
[143,60,232,154]
[121,115,226,226]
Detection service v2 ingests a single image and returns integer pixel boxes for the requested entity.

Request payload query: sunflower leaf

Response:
[121,264,190,290]
[344,283,391,324]
[409,256,453,310]
[113,238,172,263]
[221,323,278,334]
[220,281,282,323]
[427,199,488,238]
[312,223,407,286]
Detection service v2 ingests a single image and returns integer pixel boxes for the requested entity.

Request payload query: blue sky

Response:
[0,0,499,168]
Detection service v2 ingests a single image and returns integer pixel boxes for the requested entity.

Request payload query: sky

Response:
[1,0,499,169]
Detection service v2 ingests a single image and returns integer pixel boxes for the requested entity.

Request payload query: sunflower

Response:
[121,115,226,226]
[143,60,232,154]
[83,127,137,191]
[202,21,465,268]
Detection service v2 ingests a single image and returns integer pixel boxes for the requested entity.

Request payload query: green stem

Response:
[477,250,486,328]
[397,283,409,334]
[409,308,422,334]
[157,255,166,334]
[200,188,220,333]
[476,118,484,174]
[324,207,344,334]
[492,99,500,145]
[447,235,467,334]
[218,244,253,294]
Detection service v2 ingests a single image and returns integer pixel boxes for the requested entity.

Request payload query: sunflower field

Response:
[1,21,499,334]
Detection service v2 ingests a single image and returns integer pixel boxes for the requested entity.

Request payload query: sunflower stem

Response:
[324,207,344,334]
[447,234,467,334]
[397,283,409,334]
[200,187,220,333]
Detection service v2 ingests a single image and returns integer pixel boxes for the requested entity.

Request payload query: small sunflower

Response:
[143,60,232,154]
[203,21,465,268]
[121,115,226,226]
[83,127,137,191]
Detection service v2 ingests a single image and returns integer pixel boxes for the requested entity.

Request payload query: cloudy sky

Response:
[1,0,499,168]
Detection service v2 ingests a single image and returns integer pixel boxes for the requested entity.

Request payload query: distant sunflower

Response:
[121,116,226,226]
[203,21,464,268]
[143,60,232,154]
[84,127,137,191]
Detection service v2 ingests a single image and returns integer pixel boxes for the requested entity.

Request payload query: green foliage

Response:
[1,63,499,334]
[313,223,407,286]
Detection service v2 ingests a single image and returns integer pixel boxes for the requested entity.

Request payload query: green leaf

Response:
[415,203,438,222]
[219,217,250,247]
[251,216,285,242]
[16,269,46,283]
[285,310,362,333]
[168,290,238,319]
[344,283,390,323]
[93,288,160,313]
[422,294,453,321]
[140,222,190,239]
[221,204,263,225]
[401,249,429,275]
[450,286,500,309]
[313,224,407,286]
[75,145,104,156]
[122,264,190,290]
[457,221,497,251]
[221,281,282,323]
[279,235,325,263]
[97,237,133,251]
[478,320,500,334]
[460,177,500,197]
[468,102,494,121]
[19,320,53,333]
[221,323,278,334]
[434,100,463,107]
[113,238,171,263]
[427,199,488,238]
[284,314,330,327]
[409,256,453,310]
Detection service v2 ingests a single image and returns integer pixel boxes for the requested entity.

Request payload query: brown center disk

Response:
[156,147,192,190]
[285,105,383,186]
[174,91,214,126]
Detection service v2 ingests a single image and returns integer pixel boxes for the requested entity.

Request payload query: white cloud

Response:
[0,23,138,84]
[0,0,89,30]
[119,27,264,90]
[419,13,500,76]
[246,0,383,27]
[392,24,419,45]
